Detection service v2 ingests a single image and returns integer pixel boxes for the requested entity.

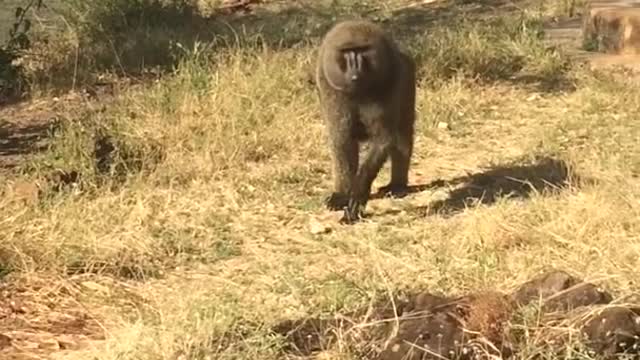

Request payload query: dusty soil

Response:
[0,81,121,172]
[0,275,106,359]
[0,94,77,171]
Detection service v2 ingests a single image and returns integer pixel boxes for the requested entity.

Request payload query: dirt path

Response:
[0,275,107,359]
[0,85,120,173]
[0,100,60,171]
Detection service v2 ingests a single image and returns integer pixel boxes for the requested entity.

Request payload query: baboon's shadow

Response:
[369,180,446,201]
[412,156,577,217]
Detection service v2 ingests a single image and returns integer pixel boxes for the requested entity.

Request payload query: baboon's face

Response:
[335,46,379,92]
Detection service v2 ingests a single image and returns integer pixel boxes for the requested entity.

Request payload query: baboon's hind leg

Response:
[379,133,413,197]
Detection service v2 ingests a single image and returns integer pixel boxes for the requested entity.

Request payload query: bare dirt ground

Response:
[0,275,106,359]
[0,87,117,171]
[0,98,63,171]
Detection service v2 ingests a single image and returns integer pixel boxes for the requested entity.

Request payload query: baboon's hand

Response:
[340,198,364,224]
[325,192,349,211]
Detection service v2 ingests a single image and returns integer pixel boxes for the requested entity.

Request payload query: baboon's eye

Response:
[337,57,347,72]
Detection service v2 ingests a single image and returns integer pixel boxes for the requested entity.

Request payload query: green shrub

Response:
[410,13,570,85]
[0,0,43,101]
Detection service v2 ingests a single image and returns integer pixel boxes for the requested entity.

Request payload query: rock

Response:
[376,311,466,360]
[273,270,637,360]
[526,93,540,101]
[365,291,449,322]
[407,291,450,312]
[511,269,581,306]
[511,269,612,312]
[457,292,515,347]
[376,291,515,360]
[437,122,450,130]
[583,0,640,54]
[37,337,60,350]
[309,218,332,235]
[542,282,613,312]
[581,306,640,358]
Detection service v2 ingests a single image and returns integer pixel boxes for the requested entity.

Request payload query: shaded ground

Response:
[5,0,548,92]
[0,109,57,170]
[416,156,578,217]
[0,98,68,172]
[0,85,119,171]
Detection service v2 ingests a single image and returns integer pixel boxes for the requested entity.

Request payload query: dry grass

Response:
[1,0,640,359]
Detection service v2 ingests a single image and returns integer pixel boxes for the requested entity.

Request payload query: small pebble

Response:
[437,122,449,130]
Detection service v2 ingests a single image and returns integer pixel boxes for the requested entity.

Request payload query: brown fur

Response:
[315,20,417,224]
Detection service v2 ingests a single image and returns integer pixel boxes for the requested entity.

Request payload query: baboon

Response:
[315,20,416,224]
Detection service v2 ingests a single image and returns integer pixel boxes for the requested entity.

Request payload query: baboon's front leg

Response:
[325,110,359,211]
[341,134,391,224]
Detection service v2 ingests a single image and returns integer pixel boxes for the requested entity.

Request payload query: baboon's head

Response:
[320,21,394,95]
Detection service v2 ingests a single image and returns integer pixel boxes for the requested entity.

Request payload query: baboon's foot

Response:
[339,198,365,224]
[324,192,349,211]
[378,183,410,198]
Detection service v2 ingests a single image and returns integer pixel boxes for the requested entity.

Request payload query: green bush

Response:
[0,0,43,101]
[410,13,570,86]
[57,0,205,73]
